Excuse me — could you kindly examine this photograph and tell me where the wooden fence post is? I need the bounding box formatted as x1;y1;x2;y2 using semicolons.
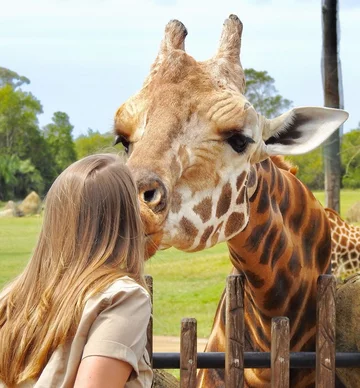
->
316;274;336;387
145;275;153;366
180;318;197;388
225;274;245;388
271;317;290;388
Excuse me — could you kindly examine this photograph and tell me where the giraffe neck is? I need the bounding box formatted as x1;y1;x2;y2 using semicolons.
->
227;158;331;353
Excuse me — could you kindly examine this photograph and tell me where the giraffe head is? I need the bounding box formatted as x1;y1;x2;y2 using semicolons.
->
114;15;348;257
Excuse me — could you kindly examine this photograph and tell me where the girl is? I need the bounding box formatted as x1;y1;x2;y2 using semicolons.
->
0;154;152;387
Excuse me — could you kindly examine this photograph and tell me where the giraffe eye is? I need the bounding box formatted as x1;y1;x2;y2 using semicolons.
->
226;133;252;153
114;135;130;153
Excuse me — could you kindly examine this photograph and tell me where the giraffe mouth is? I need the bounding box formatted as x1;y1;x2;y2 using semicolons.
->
144;231;165;259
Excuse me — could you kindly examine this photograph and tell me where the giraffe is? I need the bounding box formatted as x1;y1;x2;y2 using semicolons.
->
114;15;349;387
325;207;360;278
271;157;360;279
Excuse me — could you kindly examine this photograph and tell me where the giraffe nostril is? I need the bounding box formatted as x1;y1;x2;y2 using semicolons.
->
137;174;168;213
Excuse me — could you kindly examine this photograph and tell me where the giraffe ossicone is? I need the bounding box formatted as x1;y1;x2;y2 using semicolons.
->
115;15;350;388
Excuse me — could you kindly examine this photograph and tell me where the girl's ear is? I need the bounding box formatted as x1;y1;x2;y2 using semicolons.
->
261;106;348;156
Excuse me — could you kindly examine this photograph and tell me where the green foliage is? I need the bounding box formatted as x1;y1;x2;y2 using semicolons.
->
43;112;77;175
341;126;360;189
288;147;325;190
0;155;44;200
0;68;76;199
244;68;292;118
0;67;30;89
287;126;360;191
75;128;115;159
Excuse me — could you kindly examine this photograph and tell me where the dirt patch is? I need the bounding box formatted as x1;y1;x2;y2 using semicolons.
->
153;336;208;352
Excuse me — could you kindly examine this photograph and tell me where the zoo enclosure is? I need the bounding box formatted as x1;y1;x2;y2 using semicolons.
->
145;274;360;388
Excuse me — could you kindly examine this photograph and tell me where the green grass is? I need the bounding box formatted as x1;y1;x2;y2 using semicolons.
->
313;189;360;219
146;246;231;337
0;217;42;286
0;190;358;338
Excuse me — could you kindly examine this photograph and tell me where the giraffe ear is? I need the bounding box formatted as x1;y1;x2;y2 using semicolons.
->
262;107;349;156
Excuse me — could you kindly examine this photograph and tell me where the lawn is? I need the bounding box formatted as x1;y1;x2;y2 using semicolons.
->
312;189;359;219
0;190;358;338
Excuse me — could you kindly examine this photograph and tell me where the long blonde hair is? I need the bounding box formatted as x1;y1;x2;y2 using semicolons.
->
0;153;145;386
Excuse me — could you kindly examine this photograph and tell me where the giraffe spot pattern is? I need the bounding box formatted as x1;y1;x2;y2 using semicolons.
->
263;268;291;311
236;185;246;205
171;191;182;213
236;171;247;191
178;216;198;247
287;250;301;277
196;225;214;250
257;179;270;214
216;182;232;218
247;165;257;189
211;221;223;246
225;212;245;238
193;196;212;223
244;270;265;288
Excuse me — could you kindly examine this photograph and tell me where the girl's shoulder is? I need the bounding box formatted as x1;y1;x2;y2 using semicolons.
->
101;276;150;298
85;276;151;313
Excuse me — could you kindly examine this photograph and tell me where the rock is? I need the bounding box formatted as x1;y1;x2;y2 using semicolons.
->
4;200;16;211
17;191;41;216
0;208;14;218
336;273;360;386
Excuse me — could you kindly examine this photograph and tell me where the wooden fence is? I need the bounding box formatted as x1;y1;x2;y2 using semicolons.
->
145;274;360;387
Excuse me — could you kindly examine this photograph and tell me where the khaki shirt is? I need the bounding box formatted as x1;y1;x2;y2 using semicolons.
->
1;276;153;387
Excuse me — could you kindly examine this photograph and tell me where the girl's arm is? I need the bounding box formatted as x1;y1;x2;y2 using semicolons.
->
74;355;133;388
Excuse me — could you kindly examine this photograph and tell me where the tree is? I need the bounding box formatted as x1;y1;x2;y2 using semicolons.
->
43;112;77;174
0;67;30;89
341;125;360;189
0;84;43;153
244;68;292;118
75;129;115;159
0;77;49;199
0;155;43;200
322;0;342;213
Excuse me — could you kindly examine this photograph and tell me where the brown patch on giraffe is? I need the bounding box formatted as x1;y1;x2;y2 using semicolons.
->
216;182;232;218
193;196;212;223
236;185;246;205
244;270;265;288
247;166;256;188
211;221;223;246
340;235;347;247
177;216;198;247
196;225;215;250
225;212;245;238
236;171;247;191
171;191;182;213
333;232;340;241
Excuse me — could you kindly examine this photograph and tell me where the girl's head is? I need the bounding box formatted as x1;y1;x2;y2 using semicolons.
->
0;154;145;385
43;153;144;282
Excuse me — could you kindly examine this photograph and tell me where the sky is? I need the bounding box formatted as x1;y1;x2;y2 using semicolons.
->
1;0;359;138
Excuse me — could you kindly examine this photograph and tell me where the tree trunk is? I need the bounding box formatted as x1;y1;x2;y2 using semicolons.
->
321;0;343;213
